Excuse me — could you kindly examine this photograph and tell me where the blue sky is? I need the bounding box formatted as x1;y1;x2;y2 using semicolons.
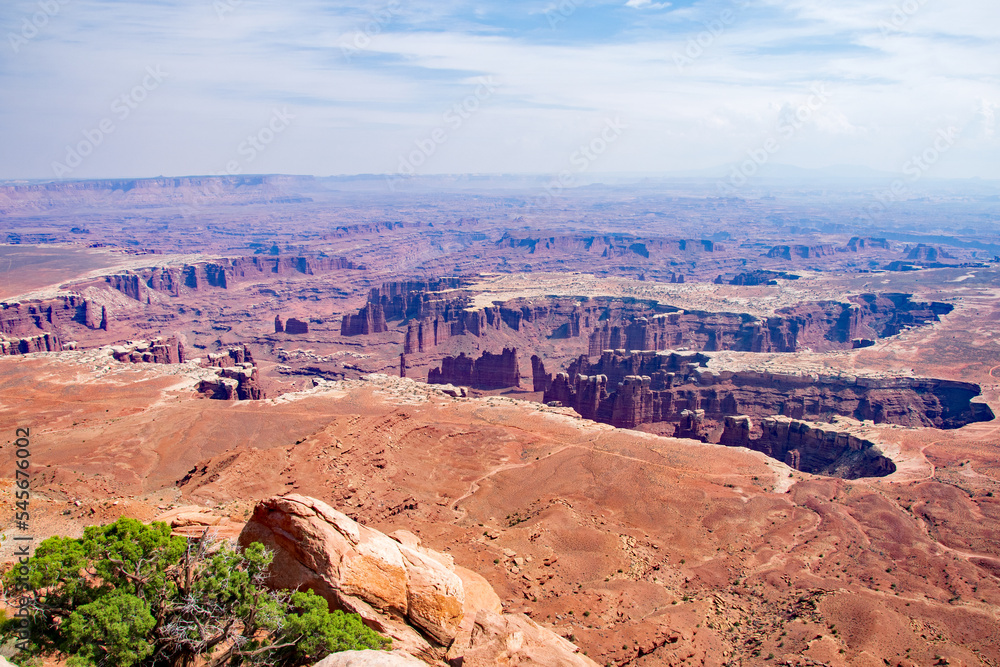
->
0;0;997;180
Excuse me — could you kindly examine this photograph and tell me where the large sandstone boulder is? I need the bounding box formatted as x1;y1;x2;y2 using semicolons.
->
312;650;424;666
239;495;464;646
240;495;597;667
452;609;600;666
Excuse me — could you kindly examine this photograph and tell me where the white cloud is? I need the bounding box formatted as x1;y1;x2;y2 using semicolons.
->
624;0;671;8
0;0;997;179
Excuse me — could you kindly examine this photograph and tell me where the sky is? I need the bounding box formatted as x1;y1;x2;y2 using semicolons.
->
0;0;997;181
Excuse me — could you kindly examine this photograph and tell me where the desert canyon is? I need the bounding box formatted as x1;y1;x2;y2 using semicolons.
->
2;175;1000;666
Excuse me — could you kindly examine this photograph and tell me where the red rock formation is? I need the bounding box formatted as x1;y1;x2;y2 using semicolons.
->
196;359;263;400
452;609;599;666
905;244;954;262
238;495;597;665
0;332;62;355
676;408;707;441
530;354;550;392
547;349;993;431
202;344;263;399
428;354;474;387
106;273;143;300
196;376;238;400
400;353;406;378
345;280;470;341
428;348;521;390
719;415;752;447
0;295;107;339
767;244;838;259
274;315;284;333
716;270;799;286
610;375;651;429
218;364;264;400
144;267;182;296
285;318;309;335
720;415;896;479
109;340;262;400
587;293;952;355
368;278;465;321
204;343;252;368
130;255;358;296
352;290;951;359
847;236;890;251
496;232;718;259
340;303;386;336
111;336;185;364
239;495;465;654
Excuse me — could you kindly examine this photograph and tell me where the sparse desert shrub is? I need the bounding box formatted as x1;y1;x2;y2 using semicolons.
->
1;517;389;667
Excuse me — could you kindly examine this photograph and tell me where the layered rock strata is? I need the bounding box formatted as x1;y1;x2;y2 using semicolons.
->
720;415;897;479
543;349;992;431
0;332;62;355
198;345;263;400
586;293;952;355
428;348;521;390
111;336;186;364
0;296;107;343
342;288;952;357
106;255;358;301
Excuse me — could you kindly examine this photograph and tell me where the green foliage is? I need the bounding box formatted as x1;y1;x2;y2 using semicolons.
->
280;591;390;658
65;591;156;666
2;518;391;667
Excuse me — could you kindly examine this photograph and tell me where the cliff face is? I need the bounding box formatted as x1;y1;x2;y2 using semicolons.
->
109;340;263;400
0;296;107;343
370;278;466;321
530;355;549;392
717;270;799;286
586;294;952;355
341;303;387;336
198;345;263;400
496;233;718;259
344;287;952;357
204;343;253;368
545;350;992;431
111;336;186;364
106;255;358;301
428;348;521;390
284;318;309;335
720;415;896;479
0;332;62;355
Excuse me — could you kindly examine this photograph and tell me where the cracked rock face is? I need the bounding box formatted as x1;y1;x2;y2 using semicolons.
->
239;494;598;665
239;494;465;647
